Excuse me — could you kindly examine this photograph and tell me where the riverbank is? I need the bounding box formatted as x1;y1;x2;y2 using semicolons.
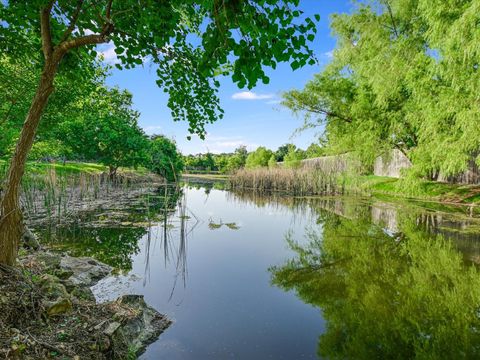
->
182;173;229;181
1;248;170;359
356;175;480;205
0;160;156;179
229;168;480;206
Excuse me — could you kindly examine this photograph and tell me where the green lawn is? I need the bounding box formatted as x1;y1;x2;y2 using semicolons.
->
354;175;480;204
0;160;152;177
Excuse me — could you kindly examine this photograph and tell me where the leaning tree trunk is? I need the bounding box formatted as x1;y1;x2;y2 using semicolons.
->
0;61;57;265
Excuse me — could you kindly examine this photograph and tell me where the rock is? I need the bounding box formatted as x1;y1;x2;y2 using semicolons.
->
39;274;69;300
103;321;121;336
60;256;112;287
43;297;72;316
110;295;171;356
54;268;74;280
70;286;96;302
22;227;40;250
38;274;73;316
33;251;62;270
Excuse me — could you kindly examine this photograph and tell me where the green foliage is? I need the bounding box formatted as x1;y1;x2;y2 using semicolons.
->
268;155;277;169
283;144;305;168
305;143;324;158
283;0;480;180
271;206;480;359
245;147;274;169
0;0;319;139
28;140;71;161
226;146;248;173
148;135;184;182
183;146;248;174
60;87;149;173
275;143;294;162
0;53;104;159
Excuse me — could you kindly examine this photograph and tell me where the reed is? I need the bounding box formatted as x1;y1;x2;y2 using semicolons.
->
0;162;163;224
229;167;346;196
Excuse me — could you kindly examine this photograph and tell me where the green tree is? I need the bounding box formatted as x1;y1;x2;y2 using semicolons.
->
148;135;184;182
61;87;149;177
275;143;295;162
245;147;274;169
0;0;319;264
226;145;248;173
283;0;480;180
283;145;305;168
0;53;105;159
268;155;277;169
305;143;324;158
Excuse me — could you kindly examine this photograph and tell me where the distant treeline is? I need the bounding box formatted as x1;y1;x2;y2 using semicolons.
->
183;143;325;174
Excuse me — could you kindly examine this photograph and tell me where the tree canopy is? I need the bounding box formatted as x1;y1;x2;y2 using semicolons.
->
1;0;319;139
283;0;480;180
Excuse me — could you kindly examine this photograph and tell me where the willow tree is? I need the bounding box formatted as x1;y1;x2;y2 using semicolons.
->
283;0;480;179
283;0;429;166
0;0;318;265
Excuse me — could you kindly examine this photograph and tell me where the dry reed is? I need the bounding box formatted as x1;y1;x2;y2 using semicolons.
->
229;167;345;196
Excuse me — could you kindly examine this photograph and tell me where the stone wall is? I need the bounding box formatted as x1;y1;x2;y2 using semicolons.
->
438;156;480;185
373;149;412;178
373;149;480;184
303;150;480;184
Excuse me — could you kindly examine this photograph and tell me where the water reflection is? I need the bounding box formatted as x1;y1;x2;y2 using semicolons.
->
35;185;186;272
271;204;480;359
30;182;480;359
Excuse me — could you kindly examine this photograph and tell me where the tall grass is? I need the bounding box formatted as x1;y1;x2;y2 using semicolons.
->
0;162;163;224
229;167;346;196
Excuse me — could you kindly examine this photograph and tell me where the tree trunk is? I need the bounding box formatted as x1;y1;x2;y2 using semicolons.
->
0;61;57;265
109;166;118;180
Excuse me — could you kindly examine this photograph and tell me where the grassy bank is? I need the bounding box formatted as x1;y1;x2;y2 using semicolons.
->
229;167;480;205
182;173;229;181
354;175;480;204
0;160;163;224
0;160;155;177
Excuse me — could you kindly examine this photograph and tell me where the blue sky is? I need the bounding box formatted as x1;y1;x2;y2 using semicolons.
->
102;1;352;155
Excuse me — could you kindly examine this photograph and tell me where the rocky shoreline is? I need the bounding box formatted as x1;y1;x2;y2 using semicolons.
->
0;249;170;359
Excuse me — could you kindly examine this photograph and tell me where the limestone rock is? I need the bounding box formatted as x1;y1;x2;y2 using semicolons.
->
22;227;41;250
60;256;112;287
44;297;72;316
39;274;69;300
110;295;171;356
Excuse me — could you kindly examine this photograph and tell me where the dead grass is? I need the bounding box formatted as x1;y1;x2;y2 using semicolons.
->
229;167;345;196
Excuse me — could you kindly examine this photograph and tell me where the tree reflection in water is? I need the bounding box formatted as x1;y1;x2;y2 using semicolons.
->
36;185;197;279
271;208;480;359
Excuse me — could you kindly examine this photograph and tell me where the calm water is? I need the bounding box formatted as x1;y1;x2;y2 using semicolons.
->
36;182;480;359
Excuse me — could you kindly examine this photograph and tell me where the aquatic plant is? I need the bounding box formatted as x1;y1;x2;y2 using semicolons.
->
229;167;346;196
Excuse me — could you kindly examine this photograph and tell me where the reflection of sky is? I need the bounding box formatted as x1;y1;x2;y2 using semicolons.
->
94;186;325;359
102;1;353;154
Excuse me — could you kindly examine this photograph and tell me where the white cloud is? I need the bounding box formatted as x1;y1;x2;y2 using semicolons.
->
324;50;334;59
97;42;151;65
231;91;275;100
98;42;120;64
266;99;282;105
143;125;163;135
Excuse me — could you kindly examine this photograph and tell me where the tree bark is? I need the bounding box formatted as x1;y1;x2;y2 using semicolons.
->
0;60;58;265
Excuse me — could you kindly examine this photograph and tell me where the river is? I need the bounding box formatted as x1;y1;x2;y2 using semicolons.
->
34;181;480;359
